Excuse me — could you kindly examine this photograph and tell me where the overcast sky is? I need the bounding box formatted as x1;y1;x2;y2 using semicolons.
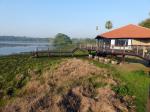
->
0;0;149;38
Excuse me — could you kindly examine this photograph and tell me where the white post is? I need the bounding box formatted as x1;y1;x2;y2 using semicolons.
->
111;39;115;49
143;46;145;57
137;46;139;55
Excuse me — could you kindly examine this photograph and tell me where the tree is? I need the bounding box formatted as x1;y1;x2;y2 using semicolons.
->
105;21;113;30
53;33;72;46
139;19;150;28
139;12;150;28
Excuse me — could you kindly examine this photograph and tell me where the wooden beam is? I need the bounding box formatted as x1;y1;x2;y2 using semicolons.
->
122;54;125;63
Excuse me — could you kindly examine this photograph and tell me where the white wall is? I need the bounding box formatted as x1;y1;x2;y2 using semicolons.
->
110;39;132;50
111;39;115;46
128;39;132;46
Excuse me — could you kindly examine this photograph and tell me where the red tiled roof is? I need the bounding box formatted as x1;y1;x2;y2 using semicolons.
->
97;24;150;39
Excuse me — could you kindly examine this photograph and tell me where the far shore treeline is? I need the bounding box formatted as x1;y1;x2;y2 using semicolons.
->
0;35;96;46
0;36;51;43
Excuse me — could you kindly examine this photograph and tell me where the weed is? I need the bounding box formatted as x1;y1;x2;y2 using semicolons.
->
113;84;129;96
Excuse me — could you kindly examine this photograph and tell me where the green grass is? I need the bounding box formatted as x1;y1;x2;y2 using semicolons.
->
90;59;150;112
118;70;150;112
0;54;61;81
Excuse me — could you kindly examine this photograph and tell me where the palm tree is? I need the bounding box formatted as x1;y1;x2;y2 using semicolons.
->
96;26;99;31
105;21;113;30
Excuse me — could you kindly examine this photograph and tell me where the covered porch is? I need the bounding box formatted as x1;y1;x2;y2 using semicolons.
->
80;24;150;62
96;24;150;48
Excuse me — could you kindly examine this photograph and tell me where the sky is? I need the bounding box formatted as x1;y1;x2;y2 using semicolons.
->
0;0;150;38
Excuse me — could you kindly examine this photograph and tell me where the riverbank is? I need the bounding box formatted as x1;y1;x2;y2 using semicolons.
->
0;54;149;112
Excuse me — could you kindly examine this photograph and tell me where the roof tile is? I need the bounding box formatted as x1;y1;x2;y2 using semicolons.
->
97;24;150;39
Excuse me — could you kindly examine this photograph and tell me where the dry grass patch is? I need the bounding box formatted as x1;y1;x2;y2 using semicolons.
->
1;58;135;112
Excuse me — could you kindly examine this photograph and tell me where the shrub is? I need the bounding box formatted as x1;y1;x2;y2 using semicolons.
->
113;84;129;96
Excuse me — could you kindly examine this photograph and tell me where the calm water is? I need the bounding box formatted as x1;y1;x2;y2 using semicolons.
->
0;41;52;56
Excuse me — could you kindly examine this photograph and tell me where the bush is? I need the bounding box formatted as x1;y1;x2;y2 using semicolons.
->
113;84;129;96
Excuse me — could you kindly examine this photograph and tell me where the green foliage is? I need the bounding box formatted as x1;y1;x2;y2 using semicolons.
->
72;38;96;44
105;21;113;30
89;51;96;55
53;33;72;46
113;84;129;96
0;55;61;99
78;38;96;44
139;18;150;28
132;70;146;76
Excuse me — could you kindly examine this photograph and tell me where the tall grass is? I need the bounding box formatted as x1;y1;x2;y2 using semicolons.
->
0;54;61;106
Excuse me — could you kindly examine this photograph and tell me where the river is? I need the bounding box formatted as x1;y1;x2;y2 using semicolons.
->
0;41;52;56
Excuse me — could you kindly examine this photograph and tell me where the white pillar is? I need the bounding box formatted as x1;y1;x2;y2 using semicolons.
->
111;39;115;49
128;39;132;49
111;39;115;46
128;39;132;46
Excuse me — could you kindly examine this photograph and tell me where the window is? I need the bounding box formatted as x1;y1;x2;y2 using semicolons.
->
115;39;128;46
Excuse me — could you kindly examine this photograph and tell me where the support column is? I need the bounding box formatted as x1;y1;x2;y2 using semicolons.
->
35;48;39;58
136;46;139;55
122;54;125;63
97;39;100;51
148;60;150;66
143;46;145;57
48;48;51;57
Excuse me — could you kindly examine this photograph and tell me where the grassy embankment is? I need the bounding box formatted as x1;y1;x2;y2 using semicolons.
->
0;54;149;112
0;54;62;105
90;59;150;112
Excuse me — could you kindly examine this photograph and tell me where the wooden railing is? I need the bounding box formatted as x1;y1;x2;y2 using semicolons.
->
32;44;150;60
79;44;150;60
